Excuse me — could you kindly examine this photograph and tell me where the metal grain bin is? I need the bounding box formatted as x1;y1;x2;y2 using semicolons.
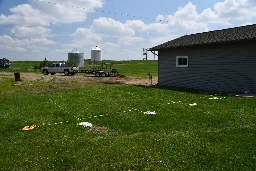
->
68;49;84;67
91;46;102;62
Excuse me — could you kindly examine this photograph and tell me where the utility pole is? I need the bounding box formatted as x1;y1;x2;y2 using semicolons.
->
143;48;148;60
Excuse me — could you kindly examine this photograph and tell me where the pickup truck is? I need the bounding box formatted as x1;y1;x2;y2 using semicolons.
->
41;63;79;76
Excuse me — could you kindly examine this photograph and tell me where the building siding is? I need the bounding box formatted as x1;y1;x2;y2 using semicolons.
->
158;40;256;92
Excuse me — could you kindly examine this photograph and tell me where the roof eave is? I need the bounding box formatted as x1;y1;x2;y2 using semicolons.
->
149;38;256;51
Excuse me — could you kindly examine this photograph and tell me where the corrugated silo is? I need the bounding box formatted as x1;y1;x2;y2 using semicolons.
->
91;46;102;62
68;49;84;67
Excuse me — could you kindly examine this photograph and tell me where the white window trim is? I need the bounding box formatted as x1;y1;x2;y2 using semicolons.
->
176;56;189;68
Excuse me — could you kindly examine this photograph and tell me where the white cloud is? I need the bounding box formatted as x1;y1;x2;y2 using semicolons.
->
198;8;224;24
125;20;147;32
71;28;102;43
0;35;14;44
16;37;56;46
0;0;103;26
0;4;50;26
214;0;256;20
0;45;27;52
96;41;144;60
92;17;135;37
30;0;103;24
146;21;208;45
0;35;56;54
119;36;145;45
11;26;52;37
155;0;256;26
56;49;67;53
173;2;198;21
147;23;170;37
61;28;102;51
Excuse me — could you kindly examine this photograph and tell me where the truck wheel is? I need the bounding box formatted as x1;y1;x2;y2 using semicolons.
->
43;70;48;75
101;72;106;77
111;69;117;73
64;70;69;76
95;72;100;77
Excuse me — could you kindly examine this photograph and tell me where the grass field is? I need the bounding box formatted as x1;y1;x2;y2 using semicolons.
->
0;60;158;77
0;80;255;170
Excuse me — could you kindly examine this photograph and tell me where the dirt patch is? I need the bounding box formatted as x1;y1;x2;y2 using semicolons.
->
90;126;109;133
0;72;158;86
122;77;158;86
0;72;158;94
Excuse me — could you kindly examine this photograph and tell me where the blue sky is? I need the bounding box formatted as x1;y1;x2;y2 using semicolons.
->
0;0;256;61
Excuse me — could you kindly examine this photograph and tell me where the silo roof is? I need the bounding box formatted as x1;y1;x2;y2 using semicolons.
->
91;46;101;51
69;49;83;53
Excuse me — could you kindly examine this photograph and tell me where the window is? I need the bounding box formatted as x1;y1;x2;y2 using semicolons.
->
176;56;188;67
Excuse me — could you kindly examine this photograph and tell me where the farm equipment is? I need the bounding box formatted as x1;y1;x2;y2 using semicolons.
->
0;58;11;69
80;62;118;77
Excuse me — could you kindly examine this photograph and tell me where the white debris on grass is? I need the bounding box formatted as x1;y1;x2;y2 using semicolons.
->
78;122;93;128
189;103;197;107
144;111;157;115
169;101;182;104
209;97;221;100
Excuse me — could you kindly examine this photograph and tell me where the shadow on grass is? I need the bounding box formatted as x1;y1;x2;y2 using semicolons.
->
134;84;248;96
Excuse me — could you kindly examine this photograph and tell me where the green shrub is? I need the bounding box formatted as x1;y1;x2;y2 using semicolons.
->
66;60;76;66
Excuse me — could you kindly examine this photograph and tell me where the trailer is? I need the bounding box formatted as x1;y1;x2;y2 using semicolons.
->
80;62;118;77
80;68;117;77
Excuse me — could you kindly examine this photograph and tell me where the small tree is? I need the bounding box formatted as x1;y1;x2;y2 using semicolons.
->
40;58;51;68
34;57;51;69
66;60;76;66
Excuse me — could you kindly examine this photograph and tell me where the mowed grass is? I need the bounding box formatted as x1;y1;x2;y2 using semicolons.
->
0;60;158;76
102;60;158;76
0;61;40;73
0;85;255;170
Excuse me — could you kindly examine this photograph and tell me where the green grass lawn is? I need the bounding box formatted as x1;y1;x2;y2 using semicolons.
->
0;84;255;170
0;61;41;73
107;60;157;76
0;60;158;77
